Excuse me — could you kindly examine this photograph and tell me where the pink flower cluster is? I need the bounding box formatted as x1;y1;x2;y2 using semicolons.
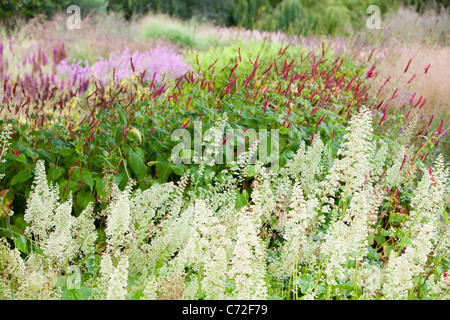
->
56;58;90;93
90;46;192;84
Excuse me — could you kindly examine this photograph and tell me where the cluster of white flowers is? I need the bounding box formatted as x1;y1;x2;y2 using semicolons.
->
229;208;268;299
321;188;378;285
280;180;321;276
0;238;25;298
24;161;98;267
131;182;177;244
385;145;409;189
320;106;374;198
74;203;98;258
196;112;228;171
0;123;12;180
284;135;324;194
44;195;77;266
372;142;388;181
105;181;133;253
24;160;60;242
96;253;129;300
141;275;158;300
383;154;449;299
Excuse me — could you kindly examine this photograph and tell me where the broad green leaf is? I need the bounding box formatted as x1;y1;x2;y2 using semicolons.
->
10;169;32;186
171;164;185;176
235;189;249;210
14;234;27;253
128;147;147;179
76;191;95;215
48;165;65;181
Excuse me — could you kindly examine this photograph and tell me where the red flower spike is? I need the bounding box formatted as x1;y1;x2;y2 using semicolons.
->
407;74;416;84
410;91;416;105
130;57;135;73
427;115;435;128
368;49;375;62
316;115;325;128
182;119;190;129
404;59;412;73
436;120;444;135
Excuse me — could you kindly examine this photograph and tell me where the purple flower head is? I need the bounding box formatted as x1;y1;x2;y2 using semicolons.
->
91;46;192;85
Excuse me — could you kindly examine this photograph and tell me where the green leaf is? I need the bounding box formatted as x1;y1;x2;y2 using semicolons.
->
244;165;256;178
155;157;171;183
13;216;28;233
81;169;94;191
128;147;147;179
48;165;65;181
62;287;83;300
171;164;185;176
61;147;75;157
93;155;113;169
16;153;28;164
118;107;127;126
76;191;95;215
297;274;312;293
95;176;108;198
235;189;249;210
374;234;385;246
14;234;28;253
390;213;408;224
70;168;94;191
10;169;32;186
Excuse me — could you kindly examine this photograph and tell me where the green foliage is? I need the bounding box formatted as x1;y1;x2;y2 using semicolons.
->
0;0;69;28
0;0;402;35
70;0;109;16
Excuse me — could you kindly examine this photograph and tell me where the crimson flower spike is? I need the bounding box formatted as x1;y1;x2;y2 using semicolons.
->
399;154;407;171
424;64;430;74
410;91;416;105
418;98;426;109
379;112;387;125
405;110;411;120
316;114;325;128
436;120;444;135
426;114;436;128
182;119;190;129
130;57;135;73
407;74;416;84
413;95;422;108
390;88;399;100
404;59;412;73
368;48;375;62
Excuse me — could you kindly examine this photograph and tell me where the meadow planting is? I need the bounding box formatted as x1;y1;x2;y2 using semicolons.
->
0;2;449;300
